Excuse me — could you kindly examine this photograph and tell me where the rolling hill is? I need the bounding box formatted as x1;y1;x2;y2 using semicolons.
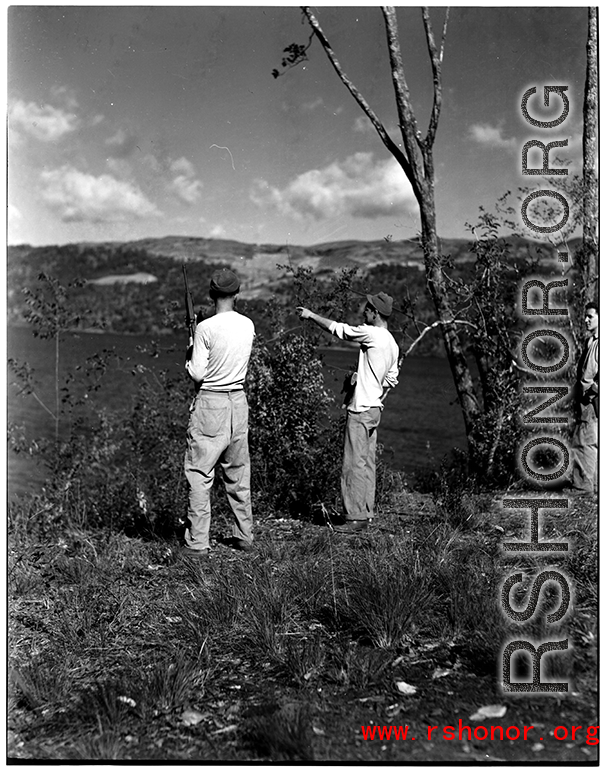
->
8;233;565;300
7;234;570;338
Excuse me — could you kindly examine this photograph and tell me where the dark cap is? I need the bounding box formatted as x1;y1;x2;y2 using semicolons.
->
366;291;393;317
210;268;240;295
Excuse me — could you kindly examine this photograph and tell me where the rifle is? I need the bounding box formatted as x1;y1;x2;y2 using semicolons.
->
182;264;197;336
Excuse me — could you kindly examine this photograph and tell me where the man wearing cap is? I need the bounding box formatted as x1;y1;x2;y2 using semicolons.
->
298;293;399;532
568;300;598;496
183;268;255;558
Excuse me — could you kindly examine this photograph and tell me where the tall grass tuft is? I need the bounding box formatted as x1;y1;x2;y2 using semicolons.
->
339;539;432;649
243;700;315;761
243;562;299;661
10;654;76;713
140;645;211;714
282;635;324;687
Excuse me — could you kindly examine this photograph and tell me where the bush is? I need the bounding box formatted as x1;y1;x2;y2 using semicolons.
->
10;328;348;535
247;333;344;519
8;264;391;535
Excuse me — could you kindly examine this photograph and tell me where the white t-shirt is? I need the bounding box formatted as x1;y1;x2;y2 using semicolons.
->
329;321;399;411
186;311;254;390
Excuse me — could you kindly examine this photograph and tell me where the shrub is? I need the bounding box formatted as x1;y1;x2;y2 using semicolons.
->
247;333;344;519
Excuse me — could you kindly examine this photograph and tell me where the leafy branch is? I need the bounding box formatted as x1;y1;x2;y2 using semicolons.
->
272;33;315;78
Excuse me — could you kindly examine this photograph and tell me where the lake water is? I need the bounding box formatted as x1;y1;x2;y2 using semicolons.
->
7;326;466;498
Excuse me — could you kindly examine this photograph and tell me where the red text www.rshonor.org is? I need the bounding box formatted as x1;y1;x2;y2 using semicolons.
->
361;722;600;746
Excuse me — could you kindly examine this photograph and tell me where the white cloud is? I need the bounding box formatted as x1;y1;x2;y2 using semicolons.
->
250;152;418;221
469;123;517;151
170;157;195;176
106;128;138;158
208;224;227;238
172;175;202;204
169;156;202;204
8;204;23;242
9;100;79;142
301;97;324;112
50;85;79;111
106;157;132;176
40;165;160;223
143;153;162;173
8;203;22;223
353;115;373;134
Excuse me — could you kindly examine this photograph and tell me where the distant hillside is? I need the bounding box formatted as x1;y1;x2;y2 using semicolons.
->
7;233;567;301
7;234;572;339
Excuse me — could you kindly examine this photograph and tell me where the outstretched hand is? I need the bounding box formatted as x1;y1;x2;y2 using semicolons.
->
297;306;312;320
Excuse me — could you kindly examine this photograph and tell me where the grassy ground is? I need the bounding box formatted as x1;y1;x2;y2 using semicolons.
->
7;488;598;763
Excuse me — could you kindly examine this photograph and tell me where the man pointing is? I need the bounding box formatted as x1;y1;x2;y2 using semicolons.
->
298;292;399;532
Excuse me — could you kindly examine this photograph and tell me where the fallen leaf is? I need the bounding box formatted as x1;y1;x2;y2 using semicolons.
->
181;709;209;726
432;667;452;679
469;704;507;721
395;681;417;695
117;696;137;708
213;724;237;736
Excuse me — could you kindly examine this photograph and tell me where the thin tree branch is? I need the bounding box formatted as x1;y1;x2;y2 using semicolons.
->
33;392;57;421
264;324;304;344
300;7;419;195
421;7;444;149
400;318;477;364
439;7;450;64
381;6;424;194
14;386;57;420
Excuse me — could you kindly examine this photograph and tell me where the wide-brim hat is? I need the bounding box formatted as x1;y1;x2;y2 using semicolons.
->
210;268;240;295
366;291;393;317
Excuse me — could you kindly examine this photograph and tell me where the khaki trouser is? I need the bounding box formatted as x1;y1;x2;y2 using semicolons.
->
341;407;381;520
571;401;598;493
184;390;252;550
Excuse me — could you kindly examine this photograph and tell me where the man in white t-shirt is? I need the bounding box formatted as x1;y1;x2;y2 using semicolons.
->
298;292;399;532
182;268;255;558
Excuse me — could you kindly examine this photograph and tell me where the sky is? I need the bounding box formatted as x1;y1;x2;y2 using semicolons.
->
6;5;590;248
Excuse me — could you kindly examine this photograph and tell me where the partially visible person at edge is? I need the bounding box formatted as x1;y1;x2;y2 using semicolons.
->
297;292;399;533
568;300;598;497
182;268;255;558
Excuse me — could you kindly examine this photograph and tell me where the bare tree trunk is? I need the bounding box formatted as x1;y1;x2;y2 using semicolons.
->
419;195;481;439
301;5;483;445
581;7;598;305
55;326;60;446
381;6;482;440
